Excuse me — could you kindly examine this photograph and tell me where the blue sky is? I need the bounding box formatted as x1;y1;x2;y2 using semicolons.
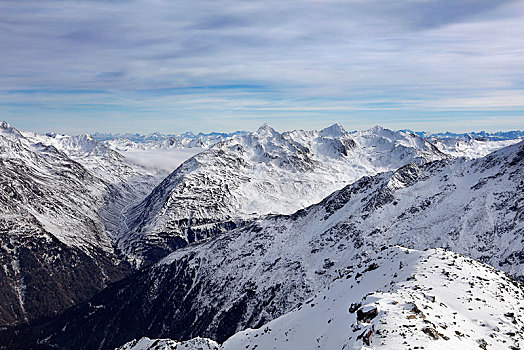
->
1;0;524;134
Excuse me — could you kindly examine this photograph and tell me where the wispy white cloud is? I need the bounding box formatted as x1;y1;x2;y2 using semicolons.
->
0;0;523;133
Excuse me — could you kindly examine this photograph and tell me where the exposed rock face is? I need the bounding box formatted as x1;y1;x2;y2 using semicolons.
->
0;216;129;326
356;305;379;323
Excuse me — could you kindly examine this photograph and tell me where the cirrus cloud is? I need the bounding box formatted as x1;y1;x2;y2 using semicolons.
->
0;0;523;133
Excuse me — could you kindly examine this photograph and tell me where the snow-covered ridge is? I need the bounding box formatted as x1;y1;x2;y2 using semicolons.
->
12;138;521;350
97;130;245;155
97;131;230;175
117;337;218;350
2;119;522;268
15;124;163;244
399;128;523;159
0;121;139;325
93;130;246;144
120;123;449;266
0;120;163;251
1;122;114;251
428;136;522;159
94;127;524;146
406;129;524;141
118;247;524;350
21;130;159;183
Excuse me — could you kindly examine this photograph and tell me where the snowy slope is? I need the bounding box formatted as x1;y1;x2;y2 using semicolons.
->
1;121;523;346
429;135;522;159
1;122;115;251
102;124;522;267
221;247;524;350
23;131;159;184
118;247;524;350
20;130;162;241
0;122;132;325
120;124;448;266
100;131;241;173
117;337;218;350
6;140;523;350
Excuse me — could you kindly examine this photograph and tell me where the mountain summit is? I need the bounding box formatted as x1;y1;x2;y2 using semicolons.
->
318;123;347;138
118;124;447;266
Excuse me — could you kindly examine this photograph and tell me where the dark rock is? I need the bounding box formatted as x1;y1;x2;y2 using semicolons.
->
357;306;378;323
348;303;361;314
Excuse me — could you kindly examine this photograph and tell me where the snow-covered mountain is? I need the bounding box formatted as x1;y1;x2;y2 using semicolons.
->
0;122;135;253
102;134;223;151
20;130;162;238
97;130;245;173
408;129;524;141
1;121;523;349
5;248;522;349
220;249;524;350
120;124;448;266
93;130;245;147
4;139;522;350
428;135;522;159
398;129;523;160
23;131;158;184
98;131;235;175
0;122;136;325
0;122;164;325
118;247;524;350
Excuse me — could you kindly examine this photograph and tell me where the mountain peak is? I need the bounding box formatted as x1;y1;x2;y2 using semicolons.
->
371;125;386;133
360;125;398;139
0;121;22;137
254;123;280;137
257;123;273;131
319;123;347;138
79;133;96;141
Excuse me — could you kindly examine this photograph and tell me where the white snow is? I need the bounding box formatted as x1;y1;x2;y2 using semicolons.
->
3;120;523;349
121;124;450;263
431;136;522;159
0;122;160;253
116;337;219;350
117;248;524;350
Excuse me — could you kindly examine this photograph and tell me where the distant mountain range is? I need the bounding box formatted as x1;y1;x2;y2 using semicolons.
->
92;129;524;144
406;129;524;141
92;130;247;143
